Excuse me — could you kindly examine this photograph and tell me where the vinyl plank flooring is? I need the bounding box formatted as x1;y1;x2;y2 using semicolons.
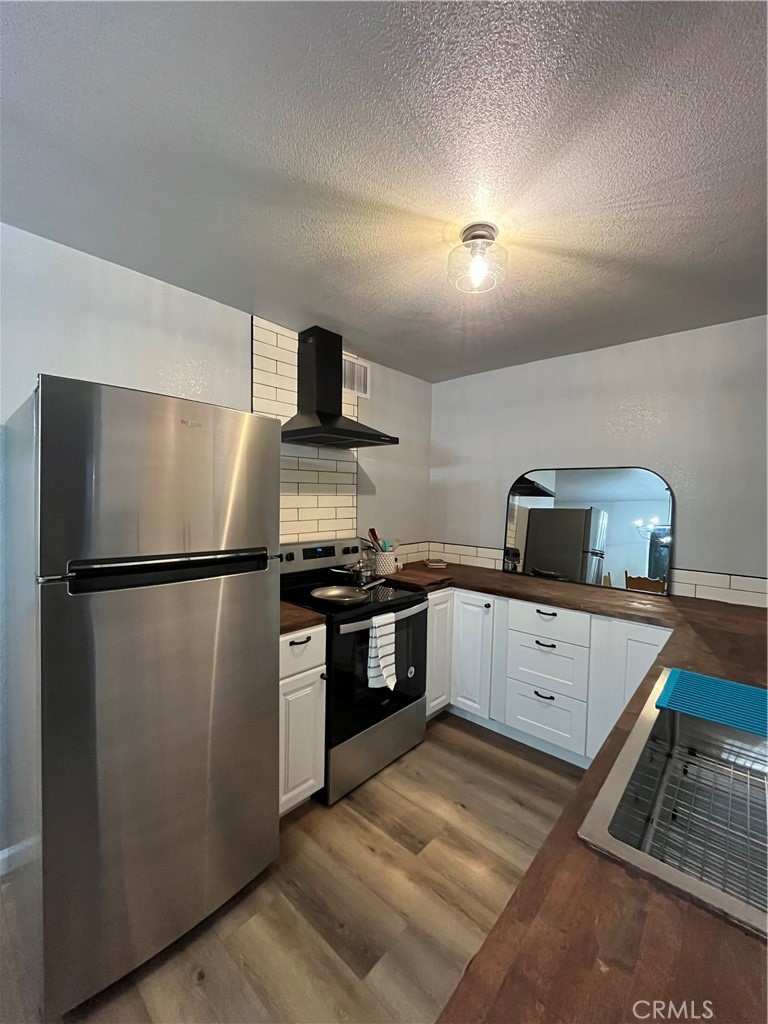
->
225;892;392;1024
364;926;469;1024
61;713;577;1024
345;775;445;854
275;825;407;978
136;928;273;1024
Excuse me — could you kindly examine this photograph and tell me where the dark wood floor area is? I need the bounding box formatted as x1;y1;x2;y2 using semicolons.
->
65;714;581;1024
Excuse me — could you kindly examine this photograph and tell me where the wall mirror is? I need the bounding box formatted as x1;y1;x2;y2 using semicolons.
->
504;468;674;594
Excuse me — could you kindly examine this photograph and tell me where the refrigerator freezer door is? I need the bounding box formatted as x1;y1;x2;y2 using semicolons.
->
37;375;279;577
580;551;605;585
40;568;279;1016
523;508;588;582
586;508;608;555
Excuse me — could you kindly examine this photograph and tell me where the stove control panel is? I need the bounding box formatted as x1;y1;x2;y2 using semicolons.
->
279;537;364;573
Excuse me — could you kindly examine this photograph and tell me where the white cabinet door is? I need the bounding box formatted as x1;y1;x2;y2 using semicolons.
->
586;617;672;758
427;590;453;715
279;665;326;815
451;589;494;718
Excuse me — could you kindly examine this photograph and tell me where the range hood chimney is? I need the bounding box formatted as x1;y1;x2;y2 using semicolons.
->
281;327;399;449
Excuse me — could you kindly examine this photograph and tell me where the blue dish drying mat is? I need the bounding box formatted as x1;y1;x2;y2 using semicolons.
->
656;668;767;738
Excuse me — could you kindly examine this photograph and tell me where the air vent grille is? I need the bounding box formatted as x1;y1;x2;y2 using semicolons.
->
342;355;370;398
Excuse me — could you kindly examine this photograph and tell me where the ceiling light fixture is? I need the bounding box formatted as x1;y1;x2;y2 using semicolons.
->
447;222;507;294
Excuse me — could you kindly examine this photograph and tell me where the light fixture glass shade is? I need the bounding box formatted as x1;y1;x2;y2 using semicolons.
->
447;236;507;293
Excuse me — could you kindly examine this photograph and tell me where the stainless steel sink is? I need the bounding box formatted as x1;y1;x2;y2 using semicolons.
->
579;669;767;936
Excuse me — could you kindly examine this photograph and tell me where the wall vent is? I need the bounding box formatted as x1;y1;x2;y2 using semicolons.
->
342;353;370;399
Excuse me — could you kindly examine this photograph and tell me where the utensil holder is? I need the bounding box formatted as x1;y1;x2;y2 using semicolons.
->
374;552;396;575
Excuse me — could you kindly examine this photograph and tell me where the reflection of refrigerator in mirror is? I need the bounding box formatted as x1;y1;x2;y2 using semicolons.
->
522;507;608;584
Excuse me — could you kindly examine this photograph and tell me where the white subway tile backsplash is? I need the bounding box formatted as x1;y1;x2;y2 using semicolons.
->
280;495;318;508
671;569;731;588
670;582;696;597
253;398;296;419
252;354;278;374
730;576;767;593
252;383;277;402
282;470;319;483
281;442;320;459
252;324;278;346
695;585;768;608
275;362;296;380
319;472;355;485
476;547;503;560
318;495;358;507
299;483;337;495
254;315;357;543
300;458;337;472
444;544;476;557
253;369;290;391
459;555;496;568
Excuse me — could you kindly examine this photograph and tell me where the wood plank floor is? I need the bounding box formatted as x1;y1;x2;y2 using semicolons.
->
63;714;581;1024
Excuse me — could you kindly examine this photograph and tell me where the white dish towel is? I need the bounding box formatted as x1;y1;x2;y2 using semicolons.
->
367;612;397;690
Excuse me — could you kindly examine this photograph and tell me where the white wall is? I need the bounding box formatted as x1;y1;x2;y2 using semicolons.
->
0;224;251;421
430;316;767;579
357;363;432;545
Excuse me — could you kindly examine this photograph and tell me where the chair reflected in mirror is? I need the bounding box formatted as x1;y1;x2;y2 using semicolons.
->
625;573;667;594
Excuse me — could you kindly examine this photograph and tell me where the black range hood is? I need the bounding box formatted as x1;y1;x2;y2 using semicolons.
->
281;326;399;449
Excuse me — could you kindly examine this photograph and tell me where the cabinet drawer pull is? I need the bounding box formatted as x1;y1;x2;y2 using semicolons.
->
535;640;556;649
289;636;312;646
534;690;555;701
536;609;557;617
484;603;491;609
320;672;327;680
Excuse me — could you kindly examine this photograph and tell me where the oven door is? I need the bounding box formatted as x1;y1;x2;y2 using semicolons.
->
329;602;428;747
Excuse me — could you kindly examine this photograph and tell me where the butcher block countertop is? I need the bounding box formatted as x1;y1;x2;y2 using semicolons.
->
391;563;767;1024
279;601;324;636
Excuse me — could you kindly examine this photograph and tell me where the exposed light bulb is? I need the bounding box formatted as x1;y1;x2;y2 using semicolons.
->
447;223;507;293
469;251;489;289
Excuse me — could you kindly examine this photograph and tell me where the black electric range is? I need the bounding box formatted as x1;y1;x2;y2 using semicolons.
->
279;537;428;803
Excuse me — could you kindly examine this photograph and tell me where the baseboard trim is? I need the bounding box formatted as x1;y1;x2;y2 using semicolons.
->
446;705;592;770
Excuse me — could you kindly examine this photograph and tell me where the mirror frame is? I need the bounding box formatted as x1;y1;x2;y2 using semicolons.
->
504;465;676;594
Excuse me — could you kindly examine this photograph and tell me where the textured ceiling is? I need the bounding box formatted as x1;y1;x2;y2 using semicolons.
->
1;2;765;382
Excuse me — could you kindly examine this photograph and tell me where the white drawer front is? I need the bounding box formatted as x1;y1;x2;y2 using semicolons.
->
279;625;326;678
507;629;589;702
505;680;587;755
508;599;590;648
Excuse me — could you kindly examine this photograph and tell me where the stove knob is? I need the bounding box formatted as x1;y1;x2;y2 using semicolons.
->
342;546;351;555
285;552;295;562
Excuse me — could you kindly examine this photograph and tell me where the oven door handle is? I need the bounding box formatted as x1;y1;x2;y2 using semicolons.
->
337;601;428;635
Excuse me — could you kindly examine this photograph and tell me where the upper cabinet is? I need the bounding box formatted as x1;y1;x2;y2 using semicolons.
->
451;589;494;718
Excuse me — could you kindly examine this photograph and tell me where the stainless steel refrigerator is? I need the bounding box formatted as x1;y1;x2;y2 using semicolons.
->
24;375;280;1016
522;507;608;584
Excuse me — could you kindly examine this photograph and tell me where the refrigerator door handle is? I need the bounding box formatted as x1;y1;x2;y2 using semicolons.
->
67;548;271;594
